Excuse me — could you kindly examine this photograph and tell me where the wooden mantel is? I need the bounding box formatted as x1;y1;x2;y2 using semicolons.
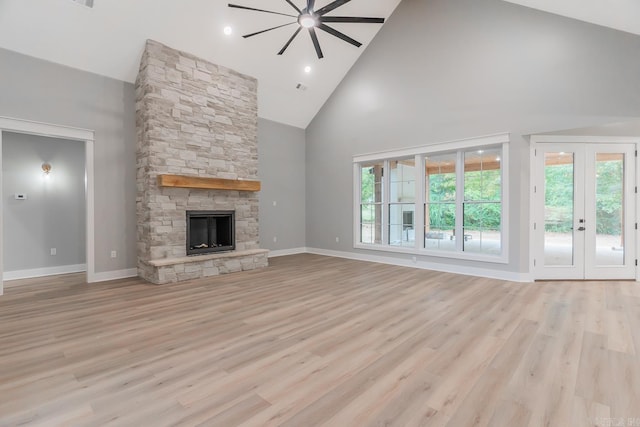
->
157;174;261;192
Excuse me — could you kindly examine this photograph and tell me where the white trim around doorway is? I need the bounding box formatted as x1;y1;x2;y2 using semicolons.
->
0;116;96;295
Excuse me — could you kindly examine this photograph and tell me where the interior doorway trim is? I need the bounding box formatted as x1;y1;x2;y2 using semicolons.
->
0;116;95;295
529;134;640;281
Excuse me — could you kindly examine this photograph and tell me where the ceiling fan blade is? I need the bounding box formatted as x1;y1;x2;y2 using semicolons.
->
228;4;297;18
315;0;351;16
243;22;297;38
284;0;301;14
278;27;303;55
308;27;324;59
318;24;361;47
321;16;385;24
307;0;315;12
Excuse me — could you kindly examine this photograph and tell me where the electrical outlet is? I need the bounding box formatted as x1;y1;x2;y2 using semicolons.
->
273;236;277;243
110;250;117;258
50;248;57;256
272;201;277;207
335;237;340;243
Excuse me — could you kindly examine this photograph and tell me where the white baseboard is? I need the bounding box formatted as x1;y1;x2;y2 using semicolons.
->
268;247;308;258
3;264;87;281
305;247;532;283
90;268;138;283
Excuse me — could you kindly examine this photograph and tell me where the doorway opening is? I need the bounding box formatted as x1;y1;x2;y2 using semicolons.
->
0;116;95;295
2;132;86;280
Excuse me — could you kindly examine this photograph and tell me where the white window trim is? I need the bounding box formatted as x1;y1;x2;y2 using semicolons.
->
353;133;510;264
353;132;509;163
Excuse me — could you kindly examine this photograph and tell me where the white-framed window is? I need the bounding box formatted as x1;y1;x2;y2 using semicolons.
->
353;133;509;263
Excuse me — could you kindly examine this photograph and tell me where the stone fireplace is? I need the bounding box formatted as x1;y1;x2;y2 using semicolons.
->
136;40;268;284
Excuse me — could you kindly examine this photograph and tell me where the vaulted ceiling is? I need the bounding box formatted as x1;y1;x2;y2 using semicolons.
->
0;0;637;128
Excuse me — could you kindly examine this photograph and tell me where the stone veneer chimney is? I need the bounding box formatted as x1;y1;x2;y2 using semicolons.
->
136;40;268;284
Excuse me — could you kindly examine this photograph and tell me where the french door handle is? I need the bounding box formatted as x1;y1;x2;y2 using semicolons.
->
577;226;585;231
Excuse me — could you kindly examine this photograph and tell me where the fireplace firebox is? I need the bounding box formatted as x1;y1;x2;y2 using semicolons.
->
186;210;235;255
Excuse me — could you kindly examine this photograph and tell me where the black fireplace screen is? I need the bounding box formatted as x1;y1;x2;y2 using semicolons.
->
186;210;235;255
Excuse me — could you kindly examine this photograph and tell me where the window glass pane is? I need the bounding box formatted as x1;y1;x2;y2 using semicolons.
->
425;203;456;251
463;147;502;255
425;153;456;251
426;153;456;202
361;204;382;244
463;202;501;255
389;204;415;247
389;159;415;247
361;162;383;204
464;148;501;201
360;162;383;245
390;159;415;203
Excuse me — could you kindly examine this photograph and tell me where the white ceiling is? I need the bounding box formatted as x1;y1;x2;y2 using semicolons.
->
0;0;638;129
502;0;640;38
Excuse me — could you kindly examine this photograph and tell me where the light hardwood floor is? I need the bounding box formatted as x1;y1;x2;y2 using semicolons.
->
1;254;639;426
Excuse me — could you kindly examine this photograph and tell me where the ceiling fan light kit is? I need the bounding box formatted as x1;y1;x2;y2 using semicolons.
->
228;0;385;59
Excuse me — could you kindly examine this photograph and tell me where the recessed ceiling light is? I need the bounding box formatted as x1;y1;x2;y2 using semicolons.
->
223;26;233;36
304;66;311;73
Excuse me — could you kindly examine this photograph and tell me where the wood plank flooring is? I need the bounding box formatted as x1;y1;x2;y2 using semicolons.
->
0;254;639;426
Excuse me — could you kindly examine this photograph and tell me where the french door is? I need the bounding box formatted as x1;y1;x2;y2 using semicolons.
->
533;143;636;280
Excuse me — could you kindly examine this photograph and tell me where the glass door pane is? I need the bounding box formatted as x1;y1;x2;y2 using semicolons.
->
594;153;625;266
543;152;575;266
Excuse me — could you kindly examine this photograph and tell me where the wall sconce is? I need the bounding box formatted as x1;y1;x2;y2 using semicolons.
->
42;162;52;179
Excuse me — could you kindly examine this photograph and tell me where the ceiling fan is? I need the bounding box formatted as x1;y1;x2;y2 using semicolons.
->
228;0;385;59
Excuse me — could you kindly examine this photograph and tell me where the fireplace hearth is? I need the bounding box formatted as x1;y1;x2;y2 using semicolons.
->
187;210;235;256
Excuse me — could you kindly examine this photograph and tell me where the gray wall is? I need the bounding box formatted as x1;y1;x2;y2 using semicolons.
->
305;0;640;274
0;48;137;273
0;48;309;278
6;0;639;278
258;118;306;251
2;132;85;271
